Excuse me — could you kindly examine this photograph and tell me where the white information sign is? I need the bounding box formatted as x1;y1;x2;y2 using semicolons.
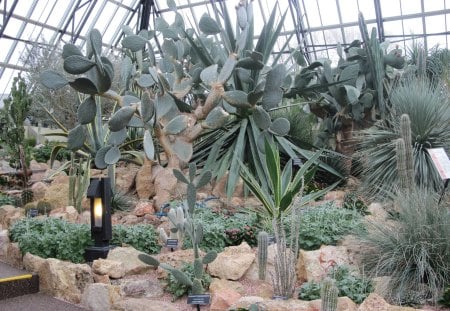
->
427;148;450;180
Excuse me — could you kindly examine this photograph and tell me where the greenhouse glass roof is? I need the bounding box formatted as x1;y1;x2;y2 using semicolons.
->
0;0;449;97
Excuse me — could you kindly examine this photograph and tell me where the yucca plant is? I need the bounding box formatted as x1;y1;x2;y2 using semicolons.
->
355;76;450;197
358;188;450;304
239;139;338;221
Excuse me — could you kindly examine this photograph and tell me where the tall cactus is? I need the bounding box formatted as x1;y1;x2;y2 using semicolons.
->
321;277;338;311
396;114;414;191
257;231;269;281
139;163;217;295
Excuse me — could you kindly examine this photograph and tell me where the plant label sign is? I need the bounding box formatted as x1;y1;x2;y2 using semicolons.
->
28;209;38;218
187;294;210;305
427;148;450;180
165;239;178;249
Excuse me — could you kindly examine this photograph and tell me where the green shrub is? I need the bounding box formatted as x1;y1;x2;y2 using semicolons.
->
298;265;373;303
9;217;92;263
182;208;260;252
165;261;212;300
111;224;160;254
440;287;450;307
10;218;160;263
296;203;362;250
32;142;71;164
357;188;450;304
0;193;16;206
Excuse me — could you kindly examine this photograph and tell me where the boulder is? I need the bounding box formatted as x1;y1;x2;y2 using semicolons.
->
112;298;178;311
262;298;310;311
115;163;140;194
93;273;110;284
120;215;142;225
157;248;204;269
5;242;23;268
106;247;154;276
357;293;420;311
153;167;178;210
0;229;10;259
92;259;125;279
365;202;389;223
29;161;49;183
208;242;255;280
210;288;242;311
49;205;79;222
297;245;352;282
209;278;245;295
23;252;45;273
373;276;391;298
0;205;24;229
244;243;278;282
324;190;346;201
120;279;163;298
81;283;121;311
39;258;93;303
133;200;155;217
212;172;244;198
135;161;154;200
31;181;48;201
43;176;70;210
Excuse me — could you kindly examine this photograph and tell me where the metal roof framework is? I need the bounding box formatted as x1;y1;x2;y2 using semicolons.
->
0;0;449;96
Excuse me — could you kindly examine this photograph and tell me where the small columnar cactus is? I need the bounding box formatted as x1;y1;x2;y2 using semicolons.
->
399;114;414;188
321;277;338;311
257;231;269;281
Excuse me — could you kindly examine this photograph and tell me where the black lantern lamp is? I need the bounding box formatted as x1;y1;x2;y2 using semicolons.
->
84;177;112;262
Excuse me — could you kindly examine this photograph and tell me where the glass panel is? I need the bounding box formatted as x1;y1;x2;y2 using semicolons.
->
0;40;13;62
339;0;359;23
343;26;360;42
402;18;423;36
400;0;422;15
424;0;445;11
46;2;73;28
426;15;446;34
317;0;339;26
31;0;54;21
303;0;322;28
380;0;401;17
323;29;343;44
1;69;18;96
383;20;404;36
3;17;24;38
427;35;448;49
357;0;375;19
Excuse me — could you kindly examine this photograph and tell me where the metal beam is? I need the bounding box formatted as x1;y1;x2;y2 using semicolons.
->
0;0;19;38
373;0;385;41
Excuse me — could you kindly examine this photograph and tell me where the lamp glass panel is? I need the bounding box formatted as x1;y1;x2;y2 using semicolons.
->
93;197;103;227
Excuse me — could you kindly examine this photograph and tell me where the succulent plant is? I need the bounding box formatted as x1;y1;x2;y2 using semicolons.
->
257;231;268;281
139;163;216;295
321;277;339;311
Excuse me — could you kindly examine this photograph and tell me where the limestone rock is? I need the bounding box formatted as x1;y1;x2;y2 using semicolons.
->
39;258;93;303
324;190;346;201
115;163;140;194
106;247;154;276
0;229;10;259
209;278;245;295
43;176;70;210
112;298;178;311
92;259;125;279
133;200;154;217
23;252;45;273
29;161;49;183
228;296;264;310
93;273;110;284
0;205;24;229
357;293;420;311
373;276;391;298
262;298;310;311
120;279;163;298
121;214;141;225
31;181;48;201
49;205;79;222
208;242;255;280
135;162;154;200
212;172;244;198
6;242;23;268
81;283;121;311
153;167;178;210
157;248;204;270
297;245;351;282
365;202;389;223
211;288;242;311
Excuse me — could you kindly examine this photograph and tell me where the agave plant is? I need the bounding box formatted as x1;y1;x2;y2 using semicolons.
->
355;76;450;197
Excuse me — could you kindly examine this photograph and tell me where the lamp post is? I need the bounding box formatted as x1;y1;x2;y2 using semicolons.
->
84;177;112;262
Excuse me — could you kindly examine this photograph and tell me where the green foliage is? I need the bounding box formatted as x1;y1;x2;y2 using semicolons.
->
298;266;373;304
181;208;260;252
111;224;160;254
239;139;338;221
439;287;450;307
165;261;212;300
358;188;450;304
110;190;133;213
342;192;368;215
0;193;16;206
288;203;362;250
0;75;32;169
356;76;450;197
9;217;92;263
32;142;71;163
9;218;160;262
